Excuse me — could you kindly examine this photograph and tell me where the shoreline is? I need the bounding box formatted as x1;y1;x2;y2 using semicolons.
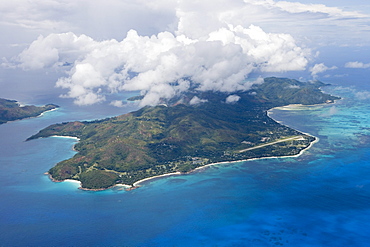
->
133;172;182;187
46;132;317;191
127;135;318;190
53;136;318;191
38;107;58;117
46;102;336;191
125;103;325;189
50;135;80;152
3;106;58;125
45;172;133;191
51;135;80;141
125;105;321;189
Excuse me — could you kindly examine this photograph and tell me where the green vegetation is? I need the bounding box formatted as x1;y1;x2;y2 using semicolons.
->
27;77;339;190
0;98;58;124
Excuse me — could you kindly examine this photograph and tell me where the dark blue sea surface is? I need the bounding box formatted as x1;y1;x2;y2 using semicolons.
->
1;71;370;246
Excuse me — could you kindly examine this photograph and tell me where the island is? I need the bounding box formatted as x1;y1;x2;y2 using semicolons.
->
27;77;339;190
0;98;58;124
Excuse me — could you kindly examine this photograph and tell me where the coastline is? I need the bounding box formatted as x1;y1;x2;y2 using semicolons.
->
46;131;317;191
50;135;80;152
3;106;58;125
46;102;336;191
45;172;133;191
128;134;318;189
38;107;58;117
126;103;325;189
133;172;182;187
51;135;80;141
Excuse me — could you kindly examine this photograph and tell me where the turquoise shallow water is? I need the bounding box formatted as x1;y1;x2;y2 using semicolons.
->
1;84;370;246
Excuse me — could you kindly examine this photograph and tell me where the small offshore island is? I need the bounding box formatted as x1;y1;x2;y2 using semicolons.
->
27;77;339;190
0;98;58;124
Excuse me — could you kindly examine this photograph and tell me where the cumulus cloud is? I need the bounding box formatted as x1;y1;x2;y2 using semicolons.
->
110;100;125;107
310;63;337;78
355;91;370;100
345;61;370;69
18;32;96;70
15;23;310;106
20;0;369;106
189;96;208;105
207;25;309;72
1;0;369;63
225;95;240;104
174;0;370;47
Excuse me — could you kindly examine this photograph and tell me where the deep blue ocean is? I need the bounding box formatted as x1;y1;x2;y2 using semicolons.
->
1;50;370;246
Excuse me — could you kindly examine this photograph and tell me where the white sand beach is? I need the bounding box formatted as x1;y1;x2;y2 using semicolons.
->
52;135;80;141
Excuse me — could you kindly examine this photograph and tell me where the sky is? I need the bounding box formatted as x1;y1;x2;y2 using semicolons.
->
1;0;370;106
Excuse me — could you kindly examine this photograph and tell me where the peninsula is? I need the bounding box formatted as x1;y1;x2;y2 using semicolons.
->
27;77;339;190
0;98;58;124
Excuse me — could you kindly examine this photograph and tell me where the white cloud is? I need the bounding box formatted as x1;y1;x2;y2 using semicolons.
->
15;24;310;106
355;91;370;100
328;106;338;115
0;0;75;31
189;96;208;105
17;32;96;70
332;86;370;101
320;105;339;117
0;0;177;40
261;1;368;18
1;0;369;52
207;25;309;73
310;63;337;78
225;95;241;104
5;0;370;106
175;0;370;48
110;100;125;107
345;61;370;69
